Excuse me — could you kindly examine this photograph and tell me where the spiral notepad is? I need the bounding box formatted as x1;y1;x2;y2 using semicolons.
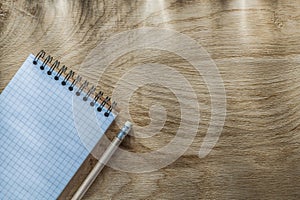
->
0;50;117;199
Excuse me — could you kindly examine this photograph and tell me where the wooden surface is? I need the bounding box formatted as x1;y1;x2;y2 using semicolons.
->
1;0;300;199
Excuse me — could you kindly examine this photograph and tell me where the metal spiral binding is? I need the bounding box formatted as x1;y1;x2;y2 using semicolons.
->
90;91;103;107
69;75;82;91
33;50;45;65
105;101;117;117
97;96;110;112
32;50;116;117
83;86;96;101
40;55;53;70
47;60;60;75
55;65;67;80
62;70;74;86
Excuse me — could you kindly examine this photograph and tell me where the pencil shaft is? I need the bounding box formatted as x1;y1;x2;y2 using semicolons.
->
71;138;121;200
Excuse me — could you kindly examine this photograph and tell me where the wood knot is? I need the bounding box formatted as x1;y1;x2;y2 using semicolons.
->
273;12;284;29
0;3;9;20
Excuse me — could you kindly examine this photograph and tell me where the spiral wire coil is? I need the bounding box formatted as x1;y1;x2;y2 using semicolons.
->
33;50;116;117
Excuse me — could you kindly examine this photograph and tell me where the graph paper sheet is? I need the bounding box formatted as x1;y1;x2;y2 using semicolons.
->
0;54;116;199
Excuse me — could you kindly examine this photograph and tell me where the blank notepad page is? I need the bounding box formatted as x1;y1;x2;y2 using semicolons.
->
0;54;116;199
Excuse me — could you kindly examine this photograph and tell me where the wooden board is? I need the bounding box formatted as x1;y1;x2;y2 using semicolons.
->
1;0;299;199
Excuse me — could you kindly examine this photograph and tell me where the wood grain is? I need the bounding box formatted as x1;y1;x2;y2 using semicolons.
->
1;0;300;199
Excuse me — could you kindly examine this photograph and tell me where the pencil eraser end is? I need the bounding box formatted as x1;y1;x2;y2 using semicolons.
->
125;121;132;128
117;121;132;139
